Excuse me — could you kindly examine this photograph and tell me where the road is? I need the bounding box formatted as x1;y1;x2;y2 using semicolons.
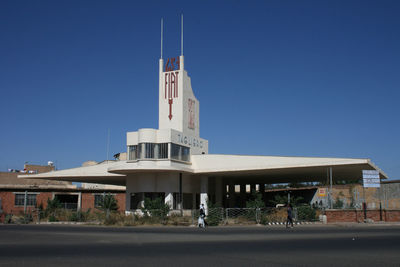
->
0;224;399;266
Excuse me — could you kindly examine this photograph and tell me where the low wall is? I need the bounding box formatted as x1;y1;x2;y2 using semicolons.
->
325;209;400;223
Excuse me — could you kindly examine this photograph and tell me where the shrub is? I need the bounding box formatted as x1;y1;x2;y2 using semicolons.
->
333;198;344;209
206;201;224;226
141;197;170;221
296;206;317;221
48;214;58;222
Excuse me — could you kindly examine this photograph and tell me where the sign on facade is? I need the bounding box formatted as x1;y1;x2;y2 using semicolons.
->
318;188;327;197
362;170;380;188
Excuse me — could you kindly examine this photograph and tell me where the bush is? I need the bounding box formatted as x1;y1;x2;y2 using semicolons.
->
48;214;58;222
141;197;170;221
296;206;316;221
333;198;344;209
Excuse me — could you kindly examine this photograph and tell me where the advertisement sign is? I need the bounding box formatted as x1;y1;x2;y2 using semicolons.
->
362;170;380;188
318;188;327;197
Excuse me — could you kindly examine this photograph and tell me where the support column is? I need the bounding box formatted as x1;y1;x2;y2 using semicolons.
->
250;184;256;194
215;177;222;207
200;176;208;215
240;184;246;208
259;183;265;201
330;167;333;209
178;173;183;213
77;192;82;211
165;193;174;209
229;181;235;208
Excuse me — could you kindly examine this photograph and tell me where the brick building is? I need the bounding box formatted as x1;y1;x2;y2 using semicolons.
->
0;164;125;222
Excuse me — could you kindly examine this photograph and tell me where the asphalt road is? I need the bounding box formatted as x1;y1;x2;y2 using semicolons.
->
0;224;400;267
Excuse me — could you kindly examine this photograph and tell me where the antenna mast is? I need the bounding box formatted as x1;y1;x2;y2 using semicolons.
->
161;18;164;59
181;13;184;56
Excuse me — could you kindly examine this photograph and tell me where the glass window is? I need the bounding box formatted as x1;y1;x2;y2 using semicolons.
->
130;193;143;210
15;193;36;206
94;195;104;208
128;145;138;160
183;193;193;209
171;143;190;162
157;143;168;159
144;143;155;159
181;146;190;162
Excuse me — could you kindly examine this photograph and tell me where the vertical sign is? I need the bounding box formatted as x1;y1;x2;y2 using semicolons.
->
164;56;180;120
188;98;195;129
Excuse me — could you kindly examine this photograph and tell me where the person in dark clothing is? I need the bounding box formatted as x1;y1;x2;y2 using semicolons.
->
286;203;293;228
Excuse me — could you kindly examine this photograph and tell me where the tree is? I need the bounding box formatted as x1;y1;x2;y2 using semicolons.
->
98;194;119;219
246;192;265;209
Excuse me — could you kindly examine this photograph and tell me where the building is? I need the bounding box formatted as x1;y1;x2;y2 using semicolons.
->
21;20;389;215
0;164;125;222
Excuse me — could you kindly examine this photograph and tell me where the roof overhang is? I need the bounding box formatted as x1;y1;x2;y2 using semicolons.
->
18;154;388;185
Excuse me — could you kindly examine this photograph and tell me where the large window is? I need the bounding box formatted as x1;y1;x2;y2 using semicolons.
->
171;143;190;162
15;193;36;206
157;143;169;159
144;143;155;159
128;145;138;160
130;192;165;210
94;194;104;208
129;143;169;160
172;193;193;209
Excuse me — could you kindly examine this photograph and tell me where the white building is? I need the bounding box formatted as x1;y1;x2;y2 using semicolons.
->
21;21;388;214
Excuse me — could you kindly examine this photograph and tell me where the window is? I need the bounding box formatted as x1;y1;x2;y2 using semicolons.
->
130;193;143;210
144;143;155;159
15;193;36;206
172;192;180;209
128;145;138;160
183;193;193;209
94;195;104;208
157;143;168;159
171;143;190;162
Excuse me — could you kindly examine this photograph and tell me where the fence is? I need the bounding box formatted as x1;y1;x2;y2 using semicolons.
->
190;207;319;226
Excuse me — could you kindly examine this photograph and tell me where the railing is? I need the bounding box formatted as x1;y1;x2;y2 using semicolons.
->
189;207;319;226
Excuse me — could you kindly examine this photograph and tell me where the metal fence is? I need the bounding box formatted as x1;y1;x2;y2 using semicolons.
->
189;207;319;226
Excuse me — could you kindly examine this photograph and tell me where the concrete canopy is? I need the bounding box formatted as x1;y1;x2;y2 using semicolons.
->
19;154;388;186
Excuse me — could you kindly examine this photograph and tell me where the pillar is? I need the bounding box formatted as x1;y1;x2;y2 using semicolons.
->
215;177;222;207
240;183;246;208
165;193;174;209
259;183;265;202
229;181;235;208
200;176;208;215
77;192;82;211
250;184;256;194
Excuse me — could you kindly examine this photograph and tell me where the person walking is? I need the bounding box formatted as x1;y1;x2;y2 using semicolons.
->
286;203;294;228
198;204;206;228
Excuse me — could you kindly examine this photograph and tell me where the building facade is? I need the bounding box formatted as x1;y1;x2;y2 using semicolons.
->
21;23;389;215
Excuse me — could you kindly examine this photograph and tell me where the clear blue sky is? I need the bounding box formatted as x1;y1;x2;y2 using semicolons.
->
1;1;399;179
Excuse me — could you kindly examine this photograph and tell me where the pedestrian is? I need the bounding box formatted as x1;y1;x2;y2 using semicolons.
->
198;204;207;228
286;203;293;228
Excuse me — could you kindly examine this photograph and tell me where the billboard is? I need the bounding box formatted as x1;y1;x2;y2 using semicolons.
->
362;170;380;188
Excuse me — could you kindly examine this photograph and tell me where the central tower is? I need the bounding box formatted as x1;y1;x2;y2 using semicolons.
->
158;16;200;138
158;56;200;138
